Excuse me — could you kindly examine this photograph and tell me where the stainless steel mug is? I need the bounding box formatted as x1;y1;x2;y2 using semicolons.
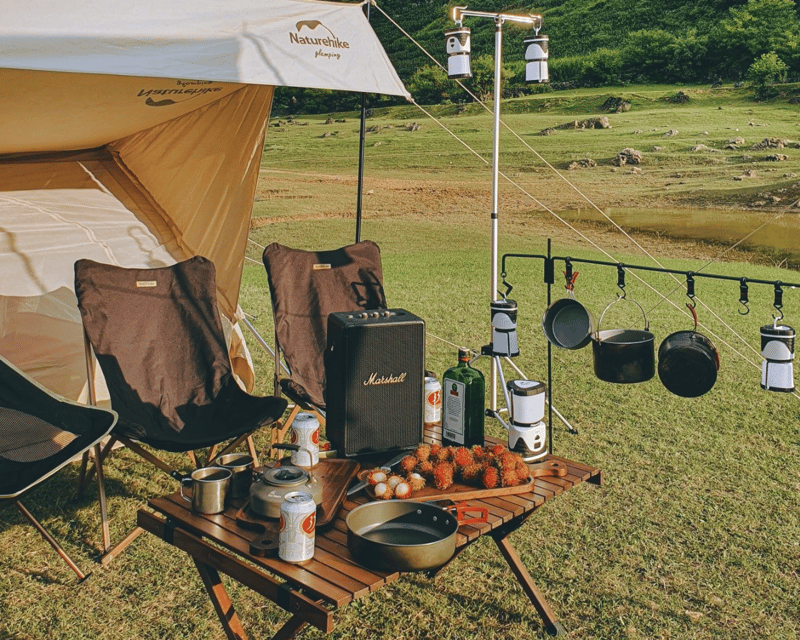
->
214;452;255;499
180;466;231;514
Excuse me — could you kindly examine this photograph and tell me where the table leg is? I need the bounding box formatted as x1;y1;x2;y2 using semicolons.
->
269;614;308;640
193;559;249;640
491;533;567;637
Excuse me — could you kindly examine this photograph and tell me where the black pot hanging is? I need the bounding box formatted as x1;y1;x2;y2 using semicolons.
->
592;296;655;384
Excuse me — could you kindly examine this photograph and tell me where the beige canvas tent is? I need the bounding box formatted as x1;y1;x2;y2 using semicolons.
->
0;0;409;401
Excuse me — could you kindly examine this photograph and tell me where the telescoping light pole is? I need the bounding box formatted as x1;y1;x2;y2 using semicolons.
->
445;6;549;410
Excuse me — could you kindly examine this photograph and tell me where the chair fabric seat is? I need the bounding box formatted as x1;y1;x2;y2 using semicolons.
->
263;241;387;409
75;256;287;453
0;356;116;501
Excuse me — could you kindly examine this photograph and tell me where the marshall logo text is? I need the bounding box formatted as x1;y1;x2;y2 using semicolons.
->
363;372;407;386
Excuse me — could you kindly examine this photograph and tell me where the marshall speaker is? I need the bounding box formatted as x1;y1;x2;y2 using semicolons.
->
325;309;425;457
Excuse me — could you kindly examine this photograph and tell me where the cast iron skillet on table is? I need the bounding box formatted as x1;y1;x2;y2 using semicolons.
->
345;459;569;572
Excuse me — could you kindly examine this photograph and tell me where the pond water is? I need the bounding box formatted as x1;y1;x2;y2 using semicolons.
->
559;207;800;269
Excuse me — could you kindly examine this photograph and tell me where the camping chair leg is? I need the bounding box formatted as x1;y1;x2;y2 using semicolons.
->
93;442;111;553
76;436;117;498
100;526;145;566
15;501;88;581
246;435;259;468
270;405;301;459
117;437;182;476
77;450;90;494
491;532;567;637
207;432;255;466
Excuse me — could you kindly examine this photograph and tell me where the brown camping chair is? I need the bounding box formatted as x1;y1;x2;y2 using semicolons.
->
74;256;287;562
261;241;386;453
0;354;117;581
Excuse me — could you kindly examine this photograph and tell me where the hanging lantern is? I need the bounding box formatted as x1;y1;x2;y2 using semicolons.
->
524;33;549;83
761;322;795;392
445;26;472;79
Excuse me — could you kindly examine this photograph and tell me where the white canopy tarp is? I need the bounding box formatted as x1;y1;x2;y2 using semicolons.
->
0;0;408;401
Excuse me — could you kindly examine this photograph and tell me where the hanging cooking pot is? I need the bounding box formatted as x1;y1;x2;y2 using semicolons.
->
542;292;595;350
346;501;487;572
592;296;655;383
658;305;720;398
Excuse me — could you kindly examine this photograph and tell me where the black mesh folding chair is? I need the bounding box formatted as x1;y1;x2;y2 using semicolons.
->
74;256;287;561
261;241;386;452
0;354;117;581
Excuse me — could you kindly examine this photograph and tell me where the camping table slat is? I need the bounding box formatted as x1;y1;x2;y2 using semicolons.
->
139;449;601;640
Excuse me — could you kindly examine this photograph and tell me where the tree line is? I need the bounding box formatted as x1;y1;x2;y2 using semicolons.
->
273;0;799;114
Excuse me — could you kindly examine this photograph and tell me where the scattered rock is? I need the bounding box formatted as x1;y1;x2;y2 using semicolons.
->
405;122;421;132
335;118;347;123
373;141;382;147
321;131;333;138
568;158;597;170
685;611;703;623
539;128;557;136
765;154;789;161
367;125;382;133
663;129;679;137
700;131;709;136
614;148;643;166
629;166;642;174
652;146;662;152
692;144;710;152
633;129;642;134
751;137;788;150
325;117;335;125
668;91;691;104
734;169;757;180
555;116;611;130
728;136;746;145
601;97;631;113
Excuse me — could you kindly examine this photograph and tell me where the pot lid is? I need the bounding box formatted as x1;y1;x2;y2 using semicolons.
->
261;465;309;487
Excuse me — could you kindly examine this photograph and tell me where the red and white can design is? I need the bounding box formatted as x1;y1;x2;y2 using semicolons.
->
290;412;320;467
279;491;316;564
424;376;442;425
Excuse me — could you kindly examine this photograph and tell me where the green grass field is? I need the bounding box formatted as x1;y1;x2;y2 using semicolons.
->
1;84;799;640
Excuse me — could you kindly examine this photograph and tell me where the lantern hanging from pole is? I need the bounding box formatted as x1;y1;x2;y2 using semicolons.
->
445;26;472;79
524;33;549;83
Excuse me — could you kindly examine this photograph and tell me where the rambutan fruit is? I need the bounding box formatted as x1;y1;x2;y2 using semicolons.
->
399;455;418;475
413;443;431;463
481;466;499;489
452;446;473;468
432;461;454;491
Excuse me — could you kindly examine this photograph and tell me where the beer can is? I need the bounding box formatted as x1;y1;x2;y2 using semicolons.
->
278;491;316;564
290;412;320;467
424;376;442;425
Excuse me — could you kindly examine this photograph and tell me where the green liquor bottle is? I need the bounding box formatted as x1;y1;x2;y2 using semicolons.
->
442;347;485;448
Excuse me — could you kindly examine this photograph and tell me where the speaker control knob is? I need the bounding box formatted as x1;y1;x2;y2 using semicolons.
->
371;311;380;318
359;313;368;319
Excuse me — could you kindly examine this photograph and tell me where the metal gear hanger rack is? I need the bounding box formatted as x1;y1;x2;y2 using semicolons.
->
497;239;799;453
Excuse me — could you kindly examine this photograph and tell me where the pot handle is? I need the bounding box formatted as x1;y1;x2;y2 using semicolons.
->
445;503;489;526
597;295;650;332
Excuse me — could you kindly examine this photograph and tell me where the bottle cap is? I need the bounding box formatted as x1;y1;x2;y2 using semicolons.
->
458;347;470;361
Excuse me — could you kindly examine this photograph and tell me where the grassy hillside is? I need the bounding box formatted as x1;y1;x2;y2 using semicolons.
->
369;0;743;77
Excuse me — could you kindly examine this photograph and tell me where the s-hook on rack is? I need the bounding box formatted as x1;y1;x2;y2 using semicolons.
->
499;239;799;452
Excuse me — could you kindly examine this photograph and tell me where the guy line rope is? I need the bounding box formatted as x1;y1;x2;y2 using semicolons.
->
370;0;799;400
244;3;800;403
